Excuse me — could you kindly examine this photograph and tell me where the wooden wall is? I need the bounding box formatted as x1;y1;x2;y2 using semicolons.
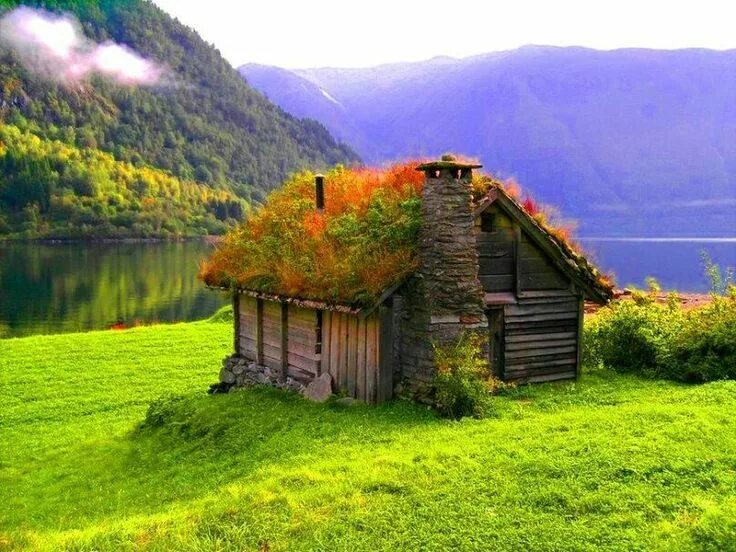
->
286;306;320;384
502;294;582;382
475;203;583;383
322;310;388;404
476;207;515;292
236;296;390;404
238;296;259;360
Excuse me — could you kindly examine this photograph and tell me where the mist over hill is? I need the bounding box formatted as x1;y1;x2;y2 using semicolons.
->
0;0;359;237
241;47;736;236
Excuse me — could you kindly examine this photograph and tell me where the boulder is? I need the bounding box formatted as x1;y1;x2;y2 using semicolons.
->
303;373;333;402
219;367;236;384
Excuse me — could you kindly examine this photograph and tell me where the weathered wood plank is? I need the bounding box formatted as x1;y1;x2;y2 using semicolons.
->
280;302;288;382
505;331;576;343
256;298;264;365
287;353;320;375
505;346;577;360
378;304;394;402
505;311;578;323
321;311;331;377
262;354;280;371
356;317;367;402
505;322;578;336
514;290;577;300
287;339;319;359
505;339;577;352
503;357;579;370
478;256;514;275
520;271;568;290
505;363;577;379
336;313;347;391
233;293;240;354
347;316;358;397
480;274;515;292
513;222;521;297
505;301;578;316
576;297;584;379
366;314;378;404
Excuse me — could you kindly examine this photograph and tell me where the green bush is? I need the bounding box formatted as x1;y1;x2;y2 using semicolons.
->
585;280;736;383
432;333;510;419
666;295;736;382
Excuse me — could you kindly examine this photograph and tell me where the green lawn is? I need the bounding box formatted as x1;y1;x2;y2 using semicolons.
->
1;320;736;551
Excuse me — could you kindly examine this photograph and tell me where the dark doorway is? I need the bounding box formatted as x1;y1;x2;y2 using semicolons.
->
487;308;505;377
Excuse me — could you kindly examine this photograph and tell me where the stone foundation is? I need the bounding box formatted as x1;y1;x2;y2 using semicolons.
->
213;354;305;395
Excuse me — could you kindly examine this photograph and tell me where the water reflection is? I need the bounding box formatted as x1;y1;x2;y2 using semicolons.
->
0;241;225;338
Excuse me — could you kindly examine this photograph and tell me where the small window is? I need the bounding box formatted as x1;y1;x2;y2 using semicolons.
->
480;213;495;232
315;310;323;354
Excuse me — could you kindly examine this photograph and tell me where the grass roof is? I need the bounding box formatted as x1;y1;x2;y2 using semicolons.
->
200;161;614;307
199;163;424;306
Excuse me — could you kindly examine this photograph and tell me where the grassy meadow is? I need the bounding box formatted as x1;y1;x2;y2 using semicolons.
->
1;317;736;550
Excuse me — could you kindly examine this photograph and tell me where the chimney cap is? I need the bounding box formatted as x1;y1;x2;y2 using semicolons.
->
415;156;482;172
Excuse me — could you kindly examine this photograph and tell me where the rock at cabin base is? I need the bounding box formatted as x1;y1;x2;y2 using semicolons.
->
219;366;236;384
303;373;333;402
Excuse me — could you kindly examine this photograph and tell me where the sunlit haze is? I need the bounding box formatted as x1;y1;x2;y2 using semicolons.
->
153;0;736;68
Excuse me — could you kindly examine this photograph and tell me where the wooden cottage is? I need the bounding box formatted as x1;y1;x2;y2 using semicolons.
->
206;158;613;404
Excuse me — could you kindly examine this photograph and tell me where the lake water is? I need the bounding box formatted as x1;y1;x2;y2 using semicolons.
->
579;238;736;292
0;238;734;338
0;241;226;338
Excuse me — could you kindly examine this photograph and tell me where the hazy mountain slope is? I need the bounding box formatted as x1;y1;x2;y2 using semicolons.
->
0;0;359;206
241;47;736;236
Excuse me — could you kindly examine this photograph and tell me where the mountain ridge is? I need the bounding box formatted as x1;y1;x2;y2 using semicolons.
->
240;46;736;236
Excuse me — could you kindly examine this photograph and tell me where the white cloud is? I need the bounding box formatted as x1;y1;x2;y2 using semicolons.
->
0;7;165;86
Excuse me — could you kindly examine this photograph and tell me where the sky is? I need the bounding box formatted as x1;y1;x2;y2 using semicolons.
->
152;0;736;69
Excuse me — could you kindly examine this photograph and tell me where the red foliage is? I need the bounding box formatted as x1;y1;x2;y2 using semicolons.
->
522;197;539;216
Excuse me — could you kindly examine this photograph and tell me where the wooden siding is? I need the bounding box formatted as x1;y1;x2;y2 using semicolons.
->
502;295;582;382
261;301;283;372
286;305;320;384
236;297;389;404
322;310;383;404
519;235;568;290
238;296;259;360
475;206;515;292
476;206;570;294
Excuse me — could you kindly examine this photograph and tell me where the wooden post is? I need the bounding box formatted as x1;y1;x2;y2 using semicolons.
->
280;302;288;382
232;292;240;354
514;232;520;295
576;296;584;380
378;303;394;402
256;298;264;365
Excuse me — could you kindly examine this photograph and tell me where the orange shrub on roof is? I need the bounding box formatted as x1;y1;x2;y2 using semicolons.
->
199;162;424;306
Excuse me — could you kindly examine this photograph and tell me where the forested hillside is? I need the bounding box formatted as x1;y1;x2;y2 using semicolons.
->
0;0;359;237
0;124;245;237
242;47;736;237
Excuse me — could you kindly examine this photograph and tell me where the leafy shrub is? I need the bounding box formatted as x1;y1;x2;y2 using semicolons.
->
199;163;424;306
585;278;736;382
433;332;511;419
666;293;736;382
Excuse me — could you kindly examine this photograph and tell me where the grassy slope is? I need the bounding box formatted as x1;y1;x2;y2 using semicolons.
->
1;322;736;550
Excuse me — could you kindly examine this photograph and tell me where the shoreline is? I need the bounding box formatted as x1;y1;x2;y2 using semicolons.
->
0;235;224;245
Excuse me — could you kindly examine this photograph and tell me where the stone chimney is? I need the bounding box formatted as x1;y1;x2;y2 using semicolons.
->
416;154;485;339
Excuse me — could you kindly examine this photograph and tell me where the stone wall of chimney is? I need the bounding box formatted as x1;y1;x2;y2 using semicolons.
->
395;168;486;400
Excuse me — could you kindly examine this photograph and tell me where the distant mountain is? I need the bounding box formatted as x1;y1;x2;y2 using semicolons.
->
240;47;736;236
0;0;359;238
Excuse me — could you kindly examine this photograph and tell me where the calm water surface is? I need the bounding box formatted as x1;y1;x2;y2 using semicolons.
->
0;238;734;338
580;238;736;292
0;241;226;338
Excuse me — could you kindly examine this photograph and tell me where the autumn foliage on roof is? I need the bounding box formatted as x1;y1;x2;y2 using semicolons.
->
200;159;613;307
199;163;424;306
